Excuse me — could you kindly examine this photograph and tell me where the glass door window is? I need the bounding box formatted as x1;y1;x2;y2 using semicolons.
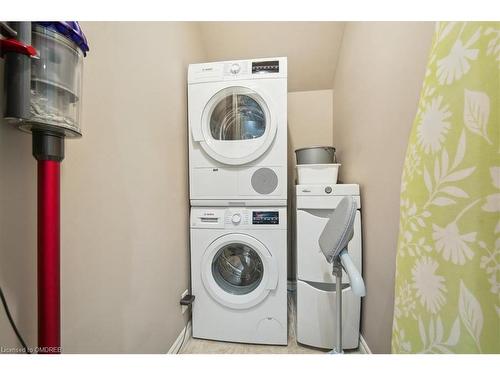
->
197;86;276;165
212;243;264;295
201;233;278;309
210;94;266;141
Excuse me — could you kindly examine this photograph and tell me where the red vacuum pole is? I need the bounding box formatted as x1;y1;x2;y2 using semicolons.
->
33;131;64;354
2;21;88;354
37;159;61;354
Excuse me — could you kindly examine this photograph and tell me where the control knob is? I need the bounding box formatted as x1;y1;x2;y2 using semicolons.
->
230;63;241;74
231;213;242;224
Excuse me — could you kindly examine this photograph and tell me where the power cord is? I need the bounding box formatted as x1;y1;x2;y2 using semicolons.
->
0;286;30;353
176;294;195;354
176;320;188;354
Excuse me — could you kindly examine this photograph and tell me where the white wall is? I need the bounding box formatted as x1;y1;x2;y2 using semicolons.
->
332;22;435;353
287;90;334;279
0;58;38;352
0;22;206;353
199;22;345;92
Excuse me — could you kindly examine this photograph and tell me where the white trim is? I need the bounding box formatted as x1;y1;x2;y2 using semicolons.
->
168;320;370;354
359;334;372;354
190;199;287;207
168;321;192;354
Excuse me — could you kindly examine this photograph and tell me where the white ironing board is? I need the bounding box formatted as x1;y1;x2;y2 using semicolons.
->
318;196;366;353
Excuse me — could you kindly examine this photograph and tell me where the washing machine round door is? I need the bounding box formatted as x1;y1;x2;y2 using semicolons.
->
199;86;277;165
201;233;279;309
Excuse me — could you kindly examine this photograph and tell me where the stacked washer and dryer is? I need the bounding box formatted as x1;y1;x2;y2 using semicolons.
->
295;149;363;350
188;57;288;345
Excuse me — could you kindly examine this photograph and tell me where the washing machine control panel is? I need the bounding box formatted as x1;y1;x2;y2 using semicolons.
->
223;209;283;228
191;208;286;229
252;211;279;225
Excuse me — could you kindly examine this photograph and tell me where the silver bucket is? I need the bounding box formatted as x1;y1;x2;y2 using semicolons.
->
295;146;337;165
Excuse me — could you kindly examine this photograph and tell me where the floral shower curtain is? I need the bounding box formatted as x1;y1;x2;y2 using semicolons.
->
392;22;499;354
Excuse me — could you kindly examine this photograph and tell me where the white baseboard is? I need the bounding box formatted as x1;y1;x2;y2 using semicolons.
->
168;320;192;354
167;319;370;354
359;334;372;354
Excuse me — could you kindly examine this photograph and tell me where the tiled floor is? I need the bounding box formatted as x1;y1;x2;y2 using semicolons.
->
179;292;362;354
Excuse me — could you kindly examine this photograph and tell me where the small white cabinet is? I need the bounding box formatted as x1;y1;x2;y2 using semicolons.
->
296;280;361;349
295;184;363;350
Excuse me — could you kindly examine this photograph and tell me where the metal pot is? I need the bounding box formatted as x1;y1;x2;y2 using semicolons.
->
295;146;337;165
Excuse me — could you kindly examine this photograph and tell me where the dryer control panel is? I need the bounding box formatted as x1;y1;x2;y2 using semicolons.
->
190;207;286;230
188;57;287;83
252;60;280;74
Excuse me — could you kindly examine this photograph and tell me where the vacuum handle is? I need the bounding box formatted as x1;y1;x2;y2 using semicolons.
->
339;249;366;297
0;38;38;59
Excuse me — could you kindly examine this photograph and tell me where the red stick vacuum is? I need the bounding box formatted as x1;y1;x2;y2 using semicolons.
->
0;21;89;354
37;160;61;353
33;131;64;354
2;21;88;354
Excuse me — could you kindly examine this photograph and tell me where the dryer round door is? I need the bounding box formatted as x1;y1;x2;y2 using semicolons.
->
201;233;279;309
198;86;277;165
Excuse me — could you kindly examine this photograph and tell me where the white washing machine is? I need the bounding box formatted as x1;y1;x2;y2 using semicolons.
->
190;206;287;345
295;184;362;349
188;57;287;206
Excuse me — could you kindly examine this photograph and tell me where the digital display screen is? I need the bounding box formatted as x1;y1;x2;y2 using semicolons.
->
252;211;279;225
252;60;279;74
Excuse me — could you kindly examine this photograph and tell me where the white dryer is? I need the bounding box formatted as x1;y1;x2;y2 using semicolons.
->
188;57;287;206
295;184;362;350
190;206;288;345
